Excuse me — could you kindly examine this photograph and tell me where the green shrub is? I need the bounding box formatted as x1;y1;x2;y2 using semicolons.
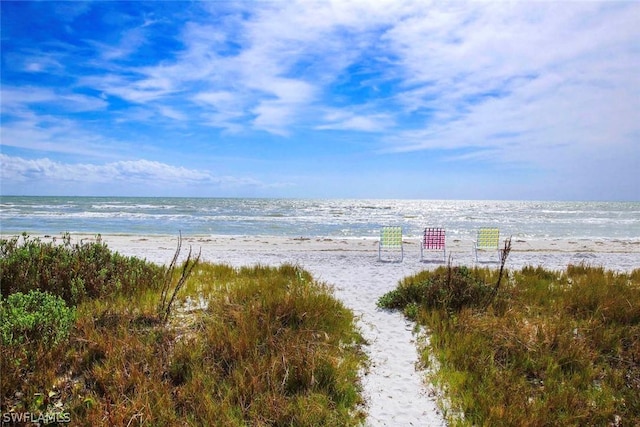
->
378;265;497;313
0;290;75;347
0;233;164;304
387;265;640;426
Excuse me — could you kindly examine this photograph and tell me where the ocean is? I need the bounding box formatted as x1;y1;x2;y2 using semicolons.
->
1;196;639;242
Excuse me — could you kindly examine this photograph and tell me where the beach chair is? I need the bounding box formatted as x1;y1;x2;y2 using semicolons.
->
378;226;403;261
473;228;500;262
421;227;446;262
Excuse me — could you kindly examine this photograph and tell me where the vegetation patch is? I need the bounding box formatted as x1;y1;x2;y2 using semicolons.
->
1;233;164;304
1;290;75;349
379;263;640;426
1;234;366;426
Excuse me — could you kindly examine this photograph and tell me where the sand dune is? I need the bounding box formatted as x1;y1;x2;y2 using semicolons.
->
21;234;640;426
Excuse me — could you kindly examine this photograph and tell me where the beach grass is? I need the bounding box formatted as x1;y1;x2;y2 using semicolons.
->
0;234;366;426
379;263;640;426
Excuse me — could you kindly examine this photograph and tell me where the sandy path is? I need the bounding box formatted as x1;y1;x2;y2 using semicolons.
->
302;253;446;426
97;236;450;426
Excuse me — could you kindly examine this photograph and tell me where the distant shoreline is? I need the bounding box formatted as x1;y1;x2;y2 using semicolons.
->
3;197;639;242
3;233;638;272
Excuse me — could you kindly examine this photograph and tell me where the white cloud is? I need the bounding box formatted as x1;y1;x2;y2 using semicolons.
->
22;54;64;73
379;2;639;163
0;154;266;190
52;2;91;23
249;78;317;135
1;115;115;158
317;109;394;132
98;27;148;61
193;91;236;106
86;1;399;135
157;106;188;121
192;91;245;131
1;86;108;113
229;1;389;133
80;73;176;104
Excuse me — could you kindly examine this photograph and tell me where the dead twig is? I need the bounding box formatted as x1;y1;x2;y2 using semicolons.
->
484;236;512;310
158;232;201;324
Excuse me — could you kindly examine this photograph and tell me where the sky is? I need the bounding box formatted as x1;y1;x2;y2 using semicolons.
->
1;1;639;201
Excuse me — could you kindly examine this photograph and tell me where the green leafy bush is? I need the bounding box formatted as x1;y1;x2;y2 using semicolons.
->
0;233;164;304
0;290;75;347
378;265;495;313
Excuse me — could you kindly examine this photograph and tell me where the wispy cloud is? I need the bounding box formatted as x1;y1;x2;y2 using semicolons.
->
0;113;122;159
51;1;91;23
96;27;149;61
1;86;108;113
379;2;639;167
317;109;394;132
157;105;188;122
0;154;273;193
1;1;638;199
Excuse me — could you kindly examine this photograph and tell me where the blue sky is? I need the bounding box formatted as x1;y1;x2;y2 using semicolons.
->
1;1;639;200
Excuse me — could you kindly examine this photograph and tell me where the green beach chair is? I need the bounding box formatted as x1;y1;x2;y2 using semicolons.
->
473;227;500;262
378;226;403;262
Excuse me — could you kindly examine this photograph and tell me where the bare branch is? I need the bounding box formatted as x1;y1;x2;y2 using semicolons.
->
484;236;512;309
158;232;201;324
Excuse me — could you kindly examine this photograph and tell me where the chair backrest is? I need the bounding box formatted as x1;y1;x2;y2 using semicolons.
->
476;228;499;249
380;226;403;247
423;228;445;249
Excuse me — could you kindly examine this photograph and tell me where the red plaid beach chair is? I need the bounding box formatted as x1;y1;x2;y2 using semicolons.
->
420;227;446;262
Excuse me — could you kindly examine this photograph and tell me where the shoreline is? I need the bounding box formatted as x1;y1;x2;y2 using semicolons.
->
6;232;640;250
4;233;637;271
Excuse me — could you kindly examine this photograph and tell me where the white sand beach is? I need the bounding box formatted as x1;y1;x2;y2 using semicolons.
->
18;234;640;426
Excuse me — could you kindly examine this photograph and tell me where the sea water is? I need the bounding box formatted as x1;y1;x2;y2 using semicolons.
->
1;196;639;241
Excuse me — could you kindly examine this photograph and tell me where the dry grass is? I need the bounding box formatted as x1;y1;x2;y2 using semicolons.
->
380;263;640;426
1;235;366;426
